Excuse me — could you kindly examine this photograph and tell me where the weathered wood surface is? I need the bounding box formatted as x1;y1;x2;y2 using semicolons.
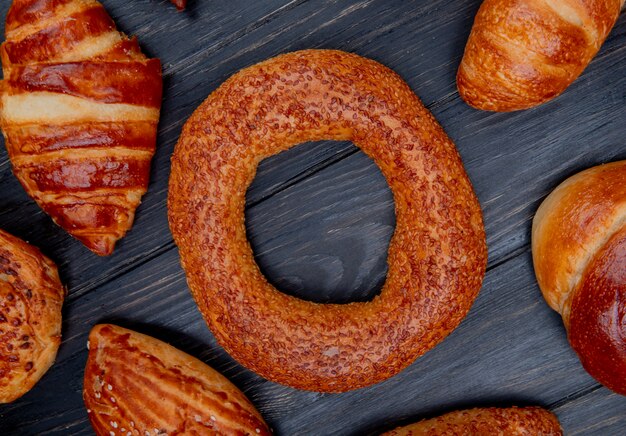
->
0;0;625;434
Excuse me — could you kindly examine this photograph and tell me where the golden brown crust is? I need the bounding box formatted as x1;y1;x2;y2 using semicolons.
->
382;407;562;435
532;161;626;394
458;0;623;111
168;50;487;392
0;0;162;256
0;229;64;403
83;324;270;436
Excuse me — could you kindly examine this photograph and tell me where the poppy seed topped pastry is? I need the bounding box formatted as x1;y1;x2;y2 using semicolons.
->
0;229;65;403
0;0;162;256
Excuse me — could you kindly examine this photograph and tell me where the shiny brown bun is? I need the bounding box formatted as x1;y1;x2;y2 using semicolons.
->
382;407;562;435
0;229;64;403
0;0;162;256
168;49;487;392
83;324;270;436
532;161;626;394
457;0;624;111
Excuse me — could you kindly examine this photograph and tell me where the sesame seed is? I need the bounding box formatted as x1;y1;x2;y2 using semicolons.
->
194;415;202;423
210;416;216;421
127;433;131;436
87;409;92;413
107;384;113;391
87;341;90;350
110;432;115;436
130;421;135;428
111;421;118;428
95;392;101;399
256;429;261;434
145;432;150;436
111;397;116;403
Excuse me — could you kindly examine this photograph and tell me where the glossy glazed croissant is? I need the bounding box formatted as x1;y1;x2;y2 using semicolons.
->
458;0;624;111
0;0;162;256
0;229;65;403
533;161;626;394
382;407;562;435
83;324;271;435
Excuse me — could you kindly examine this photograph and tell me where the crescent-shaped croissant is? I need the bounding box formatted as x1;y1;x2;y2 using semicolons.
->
0;0;162;256
458;0;624;111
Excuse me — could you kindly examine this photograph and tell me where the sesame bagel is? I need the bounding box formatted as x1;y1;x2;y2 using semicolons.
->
168;50;487;392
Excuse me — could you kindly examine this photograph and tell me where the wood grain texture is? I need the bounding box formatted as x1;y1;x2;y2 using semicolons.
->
0;0;624;433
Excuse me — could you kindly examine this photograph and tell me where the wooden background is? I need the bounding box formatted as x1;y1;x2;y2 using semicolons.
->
1;0;625;434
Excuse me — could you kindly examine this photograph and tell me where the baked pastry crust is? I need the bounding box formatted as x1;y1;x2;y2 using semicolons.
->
382;407;562;435
458;0;623;111
169;50;487;392
533;161;626;394
0;229;64;403
0;0;162;256
83;324;270;435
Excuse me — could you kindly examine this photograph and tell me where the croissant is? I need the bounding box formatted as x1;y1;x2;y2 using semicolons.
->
533;161;626;394
0;0;162;256
382;407;562;435
83;324;271;435
171;0;187;10
458;0;624;111
0;229;65;403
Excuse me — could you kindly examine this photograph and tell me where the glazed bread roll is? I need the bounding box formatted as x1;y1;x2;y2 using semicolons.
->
0;0;162;255
0;229;65;403
382;407;562;435
83;324;271;435
458;0;624;111
532;161;626;394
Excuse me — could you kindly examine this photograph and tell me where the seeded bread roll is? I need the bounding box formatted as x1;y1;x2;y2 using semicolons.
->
0;229;64;403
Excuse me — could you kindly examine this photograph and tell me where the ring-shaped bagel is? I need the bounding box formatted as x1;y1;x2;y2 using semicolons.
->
168;50;487;392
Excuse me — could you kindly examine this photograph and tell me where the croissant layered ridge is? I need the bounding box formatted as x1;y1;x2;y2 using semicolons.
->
0;0;162;255
458;0;623;111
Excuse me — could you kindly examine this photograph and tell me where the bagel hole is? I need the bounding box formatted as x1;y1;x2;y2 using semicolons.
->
245;140;396;304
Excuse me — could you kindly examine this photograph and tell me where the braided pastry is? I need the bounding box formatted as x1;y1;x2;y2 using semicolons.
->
0;0;162;255
84;324;270;435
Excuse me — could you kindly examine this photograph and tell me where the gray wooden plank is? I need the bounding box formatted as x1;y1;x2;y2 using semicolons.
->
555;388;626;436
